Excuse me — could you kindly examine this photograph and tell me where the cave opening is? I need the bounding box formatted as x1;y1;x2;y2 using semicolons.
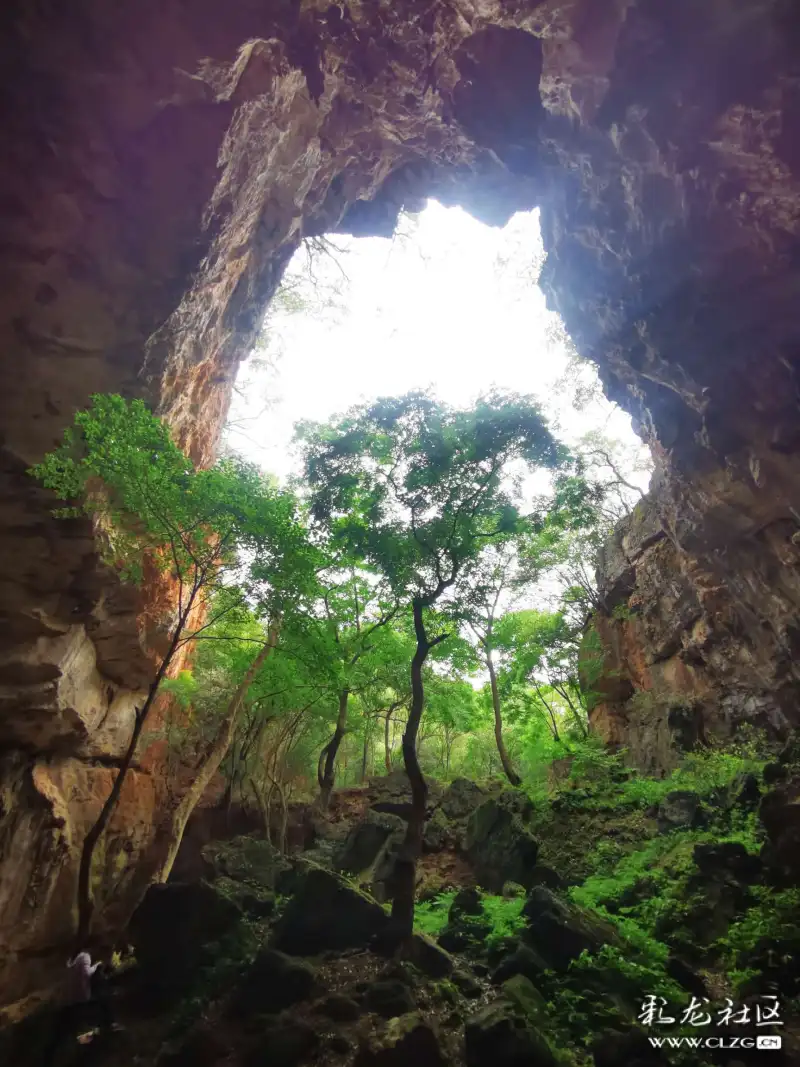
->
224;199;651;502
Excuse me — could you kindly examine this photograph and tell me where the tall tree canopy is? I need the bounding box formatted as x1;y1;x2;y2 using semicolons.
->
297;389;570;938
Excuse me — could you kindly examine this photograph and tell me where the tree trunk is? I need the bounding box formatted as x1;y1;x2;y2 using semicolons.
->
390;600;432;943
75;598;194;944
150;624;278;884
250;777;271;840
360;726;370;782
487;651;521;786
384;709;392;772
318;687;349;810
275;778;288;853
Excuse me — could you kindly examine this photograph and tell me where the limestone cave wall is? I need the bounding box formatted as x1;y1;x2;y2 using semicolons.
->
0;0;798;1009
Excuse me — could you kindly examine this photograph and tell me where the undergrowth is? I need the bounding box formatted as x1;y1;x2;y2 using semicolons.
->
414;891;525;947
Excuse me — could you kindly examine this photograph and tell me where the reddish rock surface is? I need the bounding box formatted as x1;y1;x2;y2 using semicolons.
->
0;0;798;1006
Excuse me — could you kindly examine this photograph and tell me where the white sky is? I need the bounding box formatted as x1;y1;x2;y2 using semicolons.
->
226;200;650;494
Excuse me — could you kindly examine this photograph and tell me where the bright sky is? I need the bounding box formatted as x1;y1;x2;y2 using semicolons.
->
225;200;650;494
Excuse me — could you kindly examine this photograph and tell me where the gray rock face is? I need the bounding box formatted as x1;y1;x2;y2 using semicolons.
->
464;791;539;892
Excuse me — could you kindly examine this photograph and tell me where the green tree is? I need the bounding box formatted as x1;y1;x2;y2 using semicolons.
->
298;389;566;939
307;567;399;809
496;609;588;740
30;394;314;940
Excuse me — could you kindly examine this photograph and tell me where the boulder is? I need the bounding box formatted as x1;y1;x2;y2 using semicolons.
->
465;1000;556;1067
130;882;243;997
354;1013;449;1067
491;944;548;985
522;887;618;971
656;791;707;833
409;932;456;977
228;948;319;1017
272;865;388;955
371;832;405;902
759;779;800;884
692;841;762;884
501;975;547;1021
363;979;416;1018
501;881;526;898
316;993;362;1022
452;968;483;998
732;772;762;811
213;874;276;918
449;887;483;923
465;792;539;892
437;887;490;954
526;865;564;891
202;835;292;888
438;778;486;821
369;770;444;818
423;808;453;852
244;1017;319;1067
336;810;406;875
591;1028;669;1067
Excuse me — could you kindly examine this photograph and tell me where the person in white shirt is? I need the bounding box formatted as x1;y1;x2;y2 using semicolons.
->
42;950;115;1065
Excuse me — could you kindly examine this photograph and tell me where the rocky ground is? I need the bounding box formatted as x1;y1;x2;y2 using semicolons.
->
3;759;800;1067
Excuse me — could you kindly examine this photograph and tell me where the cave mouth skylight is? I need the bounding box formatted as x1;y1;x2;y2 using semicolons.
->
225;199;650;497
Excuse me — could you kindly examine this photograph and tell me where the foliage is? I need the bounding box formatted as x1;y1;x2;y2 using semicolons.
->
481;893;526;947
413;891;457;937
413;891;525;948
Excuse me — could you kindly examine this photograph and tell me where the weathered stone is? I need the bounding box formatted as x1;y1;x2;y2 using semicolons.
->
438;778;486;821
202;835;291;889
465;792;539;892
369;770;444;818
272;865;388;955
656;791;707;834
336;810;405;875
732;772;762;811
521;887;619;972
501;975;547;1021
591;1029;668;1067
422;808;453;852
409;932;456;978
315;993;362;1022
449;887;484;923
363;979;416;1018
354;1013;449;1067
129;882;243;998
244;1017;319;1067
452;968;483;998
465;1000;556;1067
228;948;319;1017
692;841;762;884
491;944;549;986
526;866;564;891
